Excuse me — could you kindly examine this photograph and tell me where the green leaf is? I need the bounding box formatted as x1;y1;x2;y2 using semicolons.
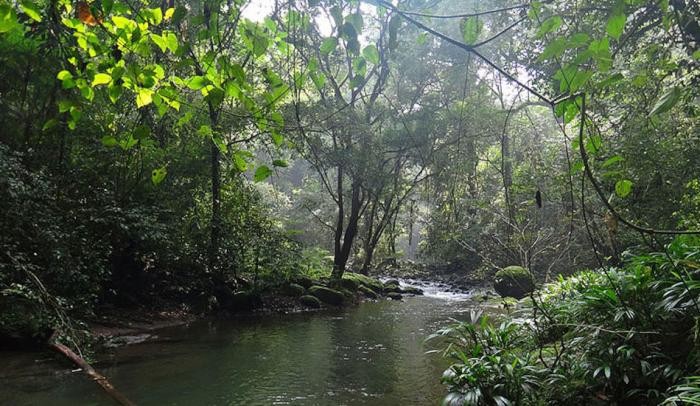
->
362;44;379;65
272;159;288;167
254;165;272;182
615;179;633;198
606;13;626;40
20;1;41;22
346;13;363;32
537;16;562;38
460;16;482;45
166;32;178;52
233;151;248;172
186;76;207;90
101;135;118;147
197;125;213;137
649;86;682;116
57;70;73;81
602;155;623;168
693;50;700;60
588;38;612;71
151;33;168;52
91;73;112;87
136;88;153;108
0;5;19;33
320;37;338;55
151;167;167;185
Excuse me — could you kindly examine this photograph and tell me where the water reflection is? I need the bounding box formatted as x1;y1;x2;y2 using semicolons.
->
1;286;480;406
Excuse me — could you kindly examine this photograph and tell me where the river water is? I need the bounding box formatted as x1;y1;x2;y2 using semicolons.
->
1;281;492;406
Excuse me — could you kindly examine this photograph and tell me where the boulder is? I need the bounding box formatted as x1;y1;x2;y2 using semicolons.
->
493;266;534;299
359;285;378;299
339;277;359;291
282;283;306;297
384;279;400;287
308;286;345;306
343;273;384;293
299;295;322;308
230;291;260;310
291;276;314;289
383;283;402;294
402;286;423;295
387;292;403;300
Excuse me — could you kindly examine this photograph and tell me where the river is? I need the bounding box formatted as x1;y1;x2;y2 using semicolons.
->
1;281;492;405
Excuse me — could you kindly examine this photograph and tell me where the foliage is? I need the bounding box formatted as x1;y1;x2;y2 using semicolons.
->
439;237;700;405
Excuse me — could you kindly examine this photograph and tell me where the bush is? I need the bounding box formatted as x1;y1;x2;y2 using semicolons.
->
437;236;700;405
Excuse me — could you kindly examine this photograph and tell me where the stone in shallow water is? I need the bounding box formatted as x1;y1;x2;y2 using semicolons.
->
387;292;403;301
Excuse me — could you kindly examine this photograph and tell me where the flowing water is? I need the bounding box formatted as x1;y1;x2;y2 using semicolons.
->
1;281;491;406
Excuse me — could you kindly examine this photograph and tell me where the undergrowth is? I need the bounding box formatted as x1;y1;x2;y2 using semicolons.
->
435;236;700;405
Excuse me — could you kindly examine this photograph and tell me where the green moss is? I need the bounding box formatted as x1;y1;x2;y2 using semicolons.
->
342;273;384;293
308;286;345;305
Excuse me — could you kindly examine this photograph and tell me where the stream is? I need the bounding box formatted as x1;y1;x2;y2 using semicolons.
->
0;280;495;405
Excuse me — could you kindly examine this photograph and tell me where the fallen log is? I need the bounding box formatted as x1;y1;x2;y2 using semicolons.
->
48;332;135;406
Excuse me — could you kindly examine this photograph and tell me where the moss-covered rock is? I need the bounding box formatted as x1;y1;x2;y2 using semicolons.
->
384;279;400;287
343;273;384;293
282;283;306;297
339;277;359;291
308;286;345;306
299;295;322;308
291;276;314;289
494;266;534;299
383;283;402;294
387;292;403;300
359;285;378;299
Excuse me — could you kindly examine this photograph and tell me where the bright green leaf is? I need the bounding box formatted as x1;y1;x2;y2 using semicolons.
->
606;13;626;40
151;167;167;185
91;73;112;87
254;165;272;182
20;1;41;22
615;179;633;198
460;16;482;45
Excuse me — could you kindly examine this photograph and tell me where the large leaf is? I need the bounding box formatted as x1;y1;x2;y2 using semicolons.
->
606;13;626;40
649;86;682;116
362;44;379;65
20;1;41;22
320;37;338;55
254;165;272;182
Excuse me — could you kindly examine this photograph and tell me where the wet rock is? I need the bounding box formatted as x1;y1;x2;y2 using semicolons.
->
359;285;378;299
299;295;322;308
402;286;423;295
494;266;534;299
387;292;403;300
384;279;400;287
383;284;402;294
344;273;384;293
308;286;345;306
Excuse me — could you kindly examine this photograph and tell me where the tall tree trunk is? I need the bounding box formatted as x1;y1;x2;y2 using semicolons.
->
332;179;362;281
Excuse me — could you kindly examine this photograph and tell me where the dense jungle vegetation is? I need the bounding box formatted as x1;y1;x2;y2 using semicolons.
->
0;0;699;404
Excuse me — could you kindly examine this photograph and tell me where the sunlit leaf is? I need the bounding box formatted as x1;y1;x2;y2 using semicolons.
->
254;165;272;182
91;73;111;87
151;167;167;185
20;1;41;22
